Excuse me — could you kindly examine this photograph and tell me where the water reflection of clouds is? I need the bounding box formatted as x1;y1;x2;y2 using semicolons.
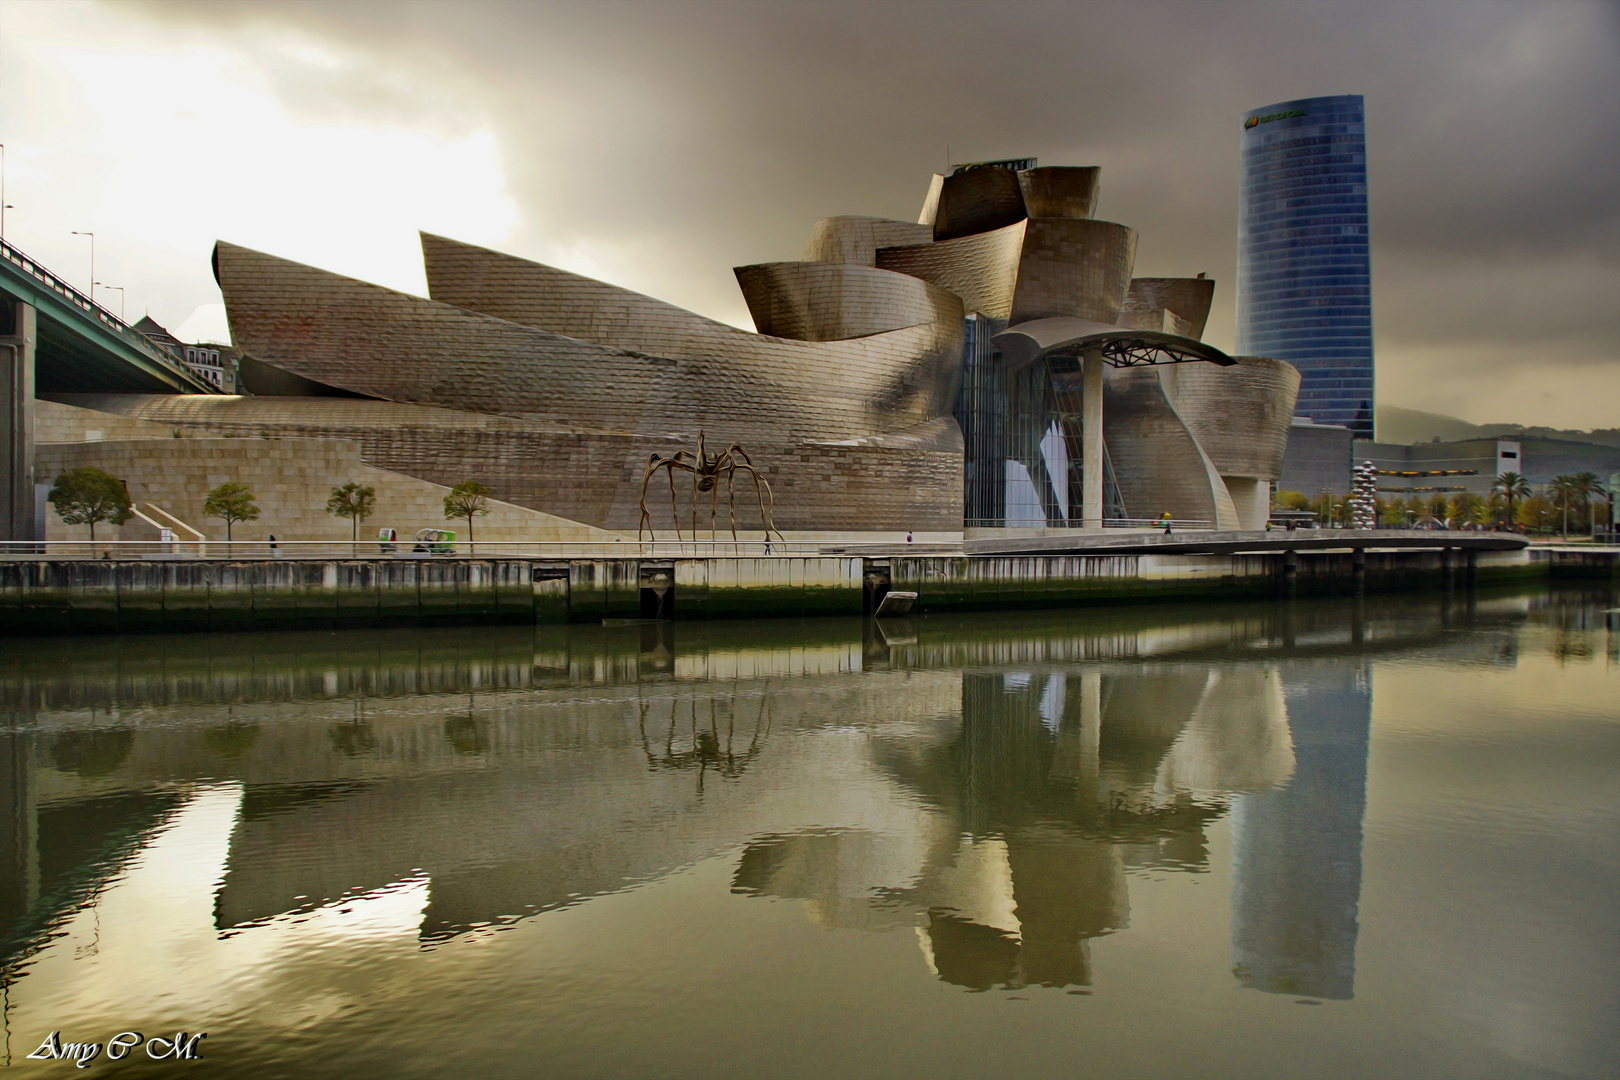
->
5;783;431;1041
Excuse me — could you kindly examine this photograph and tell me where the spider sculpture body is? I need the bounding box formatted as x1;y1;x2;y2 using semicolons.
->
637;432;784;542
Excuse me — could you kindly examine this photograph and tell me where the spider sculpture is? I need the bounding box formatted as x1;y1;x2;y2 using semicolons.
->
637;432;784;542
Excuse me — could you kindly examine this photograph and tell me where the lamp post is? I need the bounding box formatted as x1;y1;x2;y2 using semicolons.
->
97;283;124;322
71;230;94;301
0;142;7;240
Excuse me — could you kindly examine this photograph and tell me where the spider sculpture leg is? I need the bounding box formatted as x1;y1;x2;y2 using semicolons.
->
709;470;723;542
732;463;784;542
711;451;742;542
638;454;668;541
639;454;697;541
726;467;740;542
665;460;682;542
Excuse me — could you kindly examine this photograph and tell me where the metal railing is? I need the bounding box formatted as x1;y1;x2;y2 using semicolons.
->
0;538;963;561
964;518;1214;530
0;238;213;390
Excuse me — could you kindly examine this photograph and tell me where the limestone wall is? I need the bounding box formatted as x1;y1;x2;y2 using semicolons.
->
35;435;628;544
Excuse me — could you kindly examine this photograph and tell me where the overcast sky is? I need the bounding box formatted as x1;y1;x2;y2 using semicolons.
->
1;0;1615;428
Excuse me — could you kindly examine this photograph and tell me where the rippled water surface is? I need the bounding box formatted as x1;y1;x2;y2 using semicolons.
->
1;587;1616;1079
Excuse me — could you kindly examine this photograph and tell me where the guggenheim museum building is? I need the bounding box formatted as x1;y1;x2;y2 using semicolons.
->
47;158;1300;541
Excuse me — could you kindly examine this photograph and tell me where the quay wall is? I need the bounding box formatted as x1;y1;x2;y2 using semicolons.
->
0;548;1548;636
891;548;1541;611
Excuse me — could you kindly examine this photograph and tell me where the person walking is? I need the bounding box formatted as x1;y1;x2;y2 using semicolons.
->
1160;512;1172;535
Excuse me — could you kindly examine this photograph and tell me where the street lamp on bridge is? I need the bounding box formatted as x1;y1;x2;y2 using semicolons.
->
72;230;94;301
96;283;125;322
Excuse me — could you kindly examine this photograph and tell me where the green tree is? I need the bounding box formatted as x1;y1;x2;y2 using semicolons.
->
1551;472;1603;540
48;467;133;542
1449;492;1486;527
442;480;491;552
1492;472;1531;530
203;480;260;542
325;481;377;542
1273;490;1309;511
1516;492;1555;533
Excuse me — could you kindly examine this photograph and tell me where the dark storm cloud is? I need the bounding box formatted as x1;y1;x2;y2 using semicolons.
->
126;0;1619;420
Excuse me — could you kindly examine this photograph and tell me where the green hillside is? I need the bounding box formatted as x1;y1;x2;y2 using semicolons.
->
1376;405;1620;449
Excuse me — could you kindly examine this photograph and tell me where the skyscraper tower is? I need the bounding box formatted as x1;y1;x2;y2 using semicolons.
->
1237;94;1374;439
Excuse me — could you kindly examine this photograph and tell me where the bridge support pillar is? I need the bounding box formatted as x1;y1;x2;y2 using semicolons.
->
0;299;36;543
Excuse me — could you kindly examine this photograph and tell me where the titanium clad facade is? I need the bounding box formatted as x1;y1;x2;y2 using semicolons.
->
1237;95;1374;439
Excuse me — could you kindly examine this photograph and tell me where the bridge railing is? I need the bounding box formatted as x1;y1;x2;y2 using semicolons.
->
0;238;215;391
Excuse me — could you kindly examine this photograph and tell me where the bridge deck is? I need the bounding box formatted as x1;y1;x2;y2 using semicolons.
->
0;239;218;394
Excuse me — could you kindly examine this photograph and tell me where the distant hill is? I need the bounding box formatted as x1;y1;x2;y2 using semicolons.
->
1377;405;1620;449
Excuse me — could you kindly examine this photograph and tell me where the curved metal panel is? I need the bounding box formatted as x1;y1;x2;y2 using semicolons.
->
1158;356;1301;482
1010;219;1137;325
933;167;1027;242
734;261;961;342
231;237;966;441
801;216;933;266
421;231;740;359
1121;278;1216;340
1015;167;1100;220
1102;368;1241;529
875;220;1026;320
917;173;944;226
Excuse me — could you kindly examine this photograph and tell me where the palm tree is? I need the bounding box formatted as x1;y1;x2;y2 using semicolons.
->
1492;472;1530;531
1550;476;1578;539
1558;472;1605;540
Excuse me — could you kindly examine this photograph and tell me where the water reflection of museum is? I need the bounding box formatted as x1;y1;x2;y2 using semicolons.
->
736;663;1368;998
1;642;1371;1001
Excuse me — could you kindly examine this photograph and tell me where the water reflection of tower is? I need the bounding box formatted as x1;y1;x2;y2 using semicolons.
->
1230;661;1371;1000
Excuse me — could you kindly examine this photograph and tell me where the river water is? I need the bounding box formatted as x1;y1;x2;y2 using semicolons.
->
0;586;1615;1079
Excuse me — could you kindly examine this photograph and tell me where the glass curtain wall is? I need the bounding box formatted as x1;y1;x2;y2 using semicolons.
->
956;315;1125;527
1237;94;1374;439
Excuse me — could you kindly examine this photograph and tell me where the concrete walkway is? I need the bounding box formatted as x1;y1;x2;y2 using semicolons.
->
964;528;1530;557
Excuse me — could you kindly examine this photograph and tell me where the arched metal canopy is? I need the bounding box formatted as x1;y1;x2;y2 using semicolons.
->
992;317;1235;372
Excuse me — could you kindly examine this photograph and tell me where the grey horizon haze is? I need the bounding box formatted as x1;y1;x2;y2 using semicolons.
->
1;0;1615;429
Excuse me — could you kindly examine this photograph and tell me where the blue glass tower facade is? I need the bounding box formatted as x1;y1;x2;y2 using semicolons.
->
1237;95;1374;439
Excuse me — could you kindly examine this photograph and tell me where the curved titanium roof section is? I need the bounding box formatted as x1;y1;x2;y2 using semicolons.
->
1010;219;1138;325
800;216;932;266
733;262;962;342
992;317;1235;372
420;232;738;359
875;220;1026;319
932;167;1027;242
215;240;963;442
1016;167;1100;220
1103;367;1242;530
1121;277;1216;340
1159;356;1301;482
